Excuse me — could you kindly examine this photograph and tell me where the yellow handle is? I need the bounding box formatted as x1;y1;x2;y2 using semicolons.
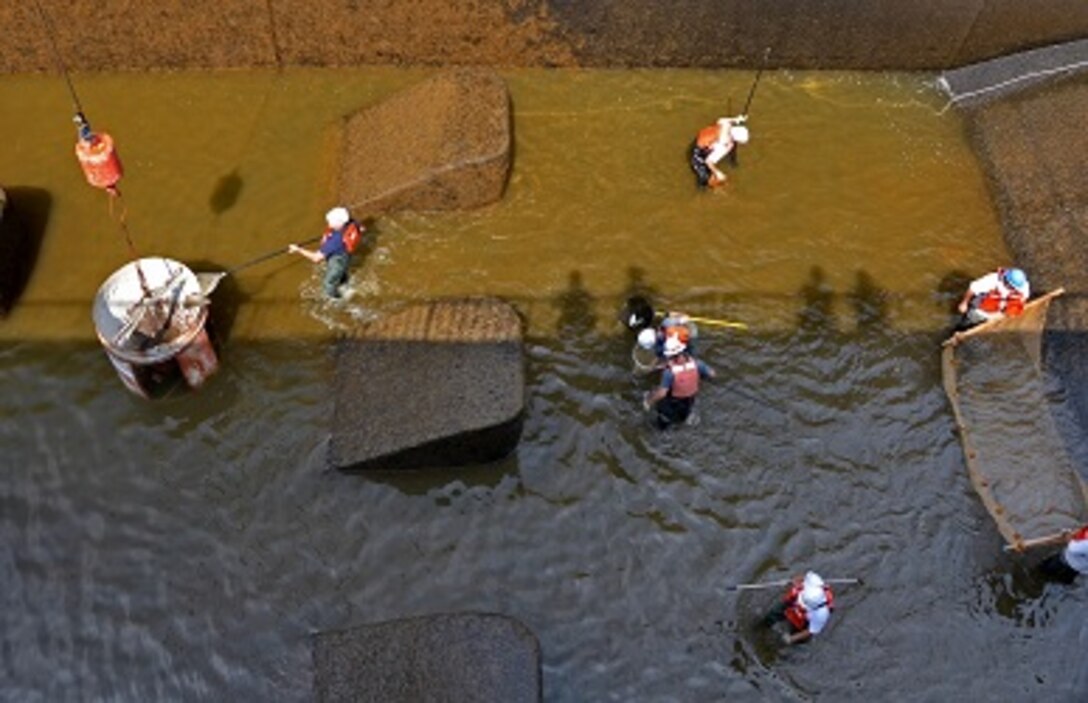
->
686;316;749;330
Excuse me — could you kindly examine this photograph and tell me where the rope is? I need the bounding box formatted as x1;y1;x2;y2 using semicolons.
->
31;0;85;115
33;0;151;296
742;48;772;115
226;235;322;276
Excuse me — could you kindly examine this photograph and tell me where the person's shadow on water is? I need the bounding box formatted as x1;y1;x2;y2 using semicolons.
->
798;265;835;334
848;270;889;333
555;270;597;340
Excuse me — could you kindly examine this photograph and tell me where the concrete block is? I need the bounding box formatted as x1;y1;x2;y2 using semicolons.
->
312;613;542;703
338;69;511;215
328;298;524;471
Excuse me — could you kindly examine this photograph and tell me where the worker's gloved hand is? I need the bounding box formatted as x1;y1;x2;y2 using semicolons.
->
287;244;299;253
780;633;792;645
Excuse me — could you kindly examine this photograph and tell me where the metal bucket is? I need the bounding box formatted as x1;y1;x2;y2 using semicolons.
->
92;257;218;398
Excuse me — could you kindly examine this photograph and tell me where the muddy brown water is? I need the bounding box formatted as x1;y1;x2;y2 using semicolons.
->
1;68;1085;701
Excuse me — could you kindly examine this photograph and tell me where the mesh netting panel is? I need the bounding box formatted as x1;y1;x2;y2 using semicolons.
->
942;290;1088;548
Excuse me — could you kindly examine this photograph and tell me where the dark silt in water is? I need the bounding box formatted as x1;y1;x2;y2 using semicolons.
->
1;68;1086;701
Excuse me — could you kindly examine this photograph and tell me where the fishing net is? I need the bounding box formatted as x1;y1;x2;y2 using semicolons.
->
631;343;660;375
942;289;1088;549
937;39;1088;110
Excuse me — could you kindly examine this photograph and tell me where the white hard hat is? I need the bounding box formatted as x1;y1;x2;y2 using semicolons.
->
729;125;750;144
325;206;350;229
801;571;826;609
663;334;686;357
638;328;658;350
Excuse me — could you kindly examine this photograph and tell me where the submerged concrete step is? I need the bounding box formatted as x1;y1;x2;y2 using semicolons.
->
338;68;512;215
328;297;524;471
312;613;541;703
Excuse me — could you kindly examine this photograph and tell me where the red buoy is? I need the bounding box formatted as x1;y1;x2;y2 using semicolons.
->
75;132;123;191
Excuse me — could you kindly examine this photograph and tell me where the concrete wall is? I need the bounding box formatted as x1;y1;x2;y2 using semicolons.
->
5;0;1087;73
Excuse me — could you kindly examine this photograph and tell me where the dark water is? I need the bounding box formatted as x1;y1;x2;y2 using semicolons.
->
2;68;1086;702
3;325;1086;701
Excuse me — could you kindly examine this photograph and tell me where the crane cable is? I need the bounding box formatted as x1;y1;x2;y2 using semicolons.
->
31;0;148;294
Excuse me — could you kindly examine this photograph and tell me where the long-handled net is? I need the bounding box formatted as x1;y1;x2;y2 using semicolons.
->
941;289;1088;550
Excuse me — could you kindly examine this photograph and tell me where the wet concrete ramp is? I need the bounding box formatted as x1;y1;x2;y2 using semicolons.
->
942;291;1088;550
328;298;524;471
938;38;1088;108
312;613;541;703
338;69;511;215
959;71;1088;459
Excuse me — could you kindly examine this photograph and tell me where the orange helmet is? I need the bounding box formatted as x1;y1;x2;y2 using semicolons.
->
667;326;691;345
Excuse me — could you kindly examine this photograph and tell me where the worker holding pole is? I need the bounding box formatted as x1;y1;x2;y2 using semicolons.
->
1037;525;1088;584
761;571;836;646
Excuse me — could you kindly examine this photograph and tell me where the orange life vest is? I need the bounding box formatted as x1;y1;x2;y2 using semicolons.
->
667;357;699;398
696;124;723;149
323;220;363;254
976;268;1025;316
783;583;835;631
977;288;1025;316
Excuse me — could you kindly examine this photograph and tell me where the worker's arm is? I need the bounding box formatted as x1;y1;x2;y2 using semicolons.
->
782;629;812;646
288;243;325;264
644;385;668;409
957;288;975;314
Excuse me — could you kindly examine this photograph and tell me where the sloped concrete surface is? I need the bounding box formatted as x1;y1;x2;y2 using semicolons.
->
4;2;1088;73
312;613;542;703
328;298;524;471
963;73;1088;479
338;69;511;215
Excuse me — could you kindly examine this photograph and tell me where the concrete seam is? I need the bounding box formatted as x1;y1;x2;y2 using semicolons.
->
265;0;283;69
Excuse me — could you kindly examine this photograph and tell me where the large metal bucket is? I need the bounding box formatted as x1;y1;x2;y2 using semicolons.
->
92;257;218;398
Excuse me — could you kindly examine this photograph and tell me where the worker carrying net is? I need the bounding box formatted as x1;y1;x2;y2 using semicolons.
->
942;288;1088;551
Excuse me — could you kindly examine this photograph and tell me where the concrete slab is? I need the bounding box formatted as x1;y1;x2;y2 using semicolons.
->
328;298;524;471
312;613;541;703
962;73;1088;480
337;69;511;215
6;1;1088;73
939;39;1088;108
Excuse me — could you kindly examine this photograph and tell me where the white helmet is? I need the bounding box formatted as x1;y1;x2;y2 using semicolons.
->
637;328;657;350
800;571;826;609
663;334;686;357
325;206;350;229
729;125;750;144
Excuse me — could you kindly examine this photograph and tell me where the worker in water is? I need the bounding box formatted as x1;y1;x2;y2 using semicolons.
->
643;331;715;428
1037;525;1088;585
691;114;749;188
624;295;656;332
765;571;835;646
288;206;365;299
956;267;1030;330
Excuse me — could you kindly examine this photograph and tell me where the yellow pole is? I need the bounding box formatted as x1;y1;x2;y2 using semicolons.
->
685;316;749;330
